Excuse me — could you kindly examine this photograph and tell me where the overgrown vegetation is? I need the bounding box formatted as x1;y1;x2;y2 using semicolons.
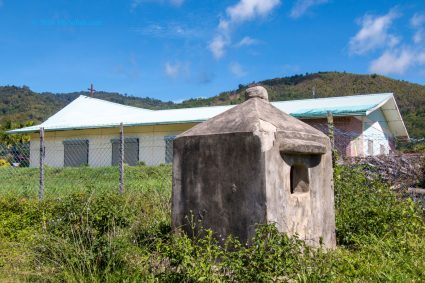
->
0;164;424;281
398;139;425;153
1;71;425;136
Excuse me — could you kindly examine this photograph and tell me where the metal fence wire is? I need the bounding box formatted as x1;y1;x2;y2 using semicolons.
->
0;120;422;200
0;142;30;167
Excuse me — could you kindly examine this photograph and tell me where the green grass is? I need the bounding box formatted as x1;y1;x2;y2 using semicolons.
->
0;165;172;198
0;164;425;282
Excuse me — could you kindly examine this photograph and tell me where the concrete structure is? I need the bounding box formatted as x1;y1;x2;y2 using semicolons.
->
172;86;336;247
8;92;409;167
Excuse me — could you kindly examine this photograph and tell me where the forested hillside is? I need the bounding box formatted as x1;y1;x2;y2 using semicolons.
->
0;72;424;136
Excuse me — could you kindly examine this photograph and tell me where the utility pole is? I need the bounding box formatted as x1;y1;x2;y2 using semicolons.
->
88;83;96;97
312;85;316;99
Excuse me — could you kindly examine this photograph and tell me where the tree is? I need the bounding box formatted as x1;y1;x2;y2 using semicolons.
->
0;120;34;146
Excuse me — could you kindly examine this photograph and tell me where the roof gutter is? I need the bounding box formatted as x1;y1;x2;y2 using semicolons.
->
6;110;370;134
6;119;208;134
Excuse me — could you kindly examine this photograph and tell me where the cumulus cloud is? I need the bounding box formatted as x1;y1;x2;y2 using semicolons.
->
209;0;280;59
417;52;425;64
236;36;258;47
369;49;414;75
410;13;425;28
410;14;425;44
229;62;247;77
349;9;425;75
349;9;400;55
164;62;180;78
164;61;190;79
225;0;280;24
413;31;423;44
290;0;328;19
209;35;229;59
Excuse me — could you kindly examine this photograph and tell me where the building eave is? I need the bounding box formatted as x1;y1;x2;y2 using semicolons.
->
7;93;409;140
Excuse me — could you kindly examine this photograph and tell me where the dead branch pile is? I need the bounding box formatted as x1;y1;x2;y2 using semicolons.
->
343;153;425;189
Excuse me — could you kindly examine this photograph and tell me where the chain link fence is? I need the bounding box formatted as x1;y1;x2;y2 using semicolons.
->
0;124;176;199
0;118;421;199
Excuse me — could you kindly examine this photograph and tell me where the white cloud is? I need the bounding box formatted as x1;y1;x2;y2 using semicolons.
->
410;13;425;28
414;30;423;44
417;52;425;64
410;14;425;44
290;0;328;19
209;35;228;59
388;35;401;47
218;19;230;31
164;61;191;79
351;10;425;75
236;36;258;47
349;9;399;55
226;0;280;24
209;0;280;59
369;49;414;75
229;62;247;77
164;62;180;78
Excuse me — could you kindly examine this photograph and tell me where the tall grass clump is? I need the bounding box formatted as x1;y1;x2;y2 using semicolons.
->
0;163;425;281
330;165;425;281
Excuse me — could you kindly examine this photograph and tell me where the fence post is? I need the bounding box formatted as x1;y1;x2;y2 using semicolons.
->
39;127;45;200
327;111;336;164
119;123;124;194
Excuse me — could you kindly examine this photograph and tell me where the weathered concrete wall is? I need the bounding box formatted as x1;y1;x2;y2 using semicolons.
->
265;143;335;247
172;133;267;244
172;87;336;247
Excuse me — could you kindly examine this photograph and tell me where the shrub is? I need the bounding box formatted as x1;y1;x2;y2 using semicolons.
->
334;165;425;247
1;164;425;281
0;196;45;241
0;158;10;167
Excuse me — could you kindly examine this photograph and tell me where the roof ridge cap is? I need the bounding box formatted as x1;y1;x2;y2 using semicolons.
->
79;95;153;112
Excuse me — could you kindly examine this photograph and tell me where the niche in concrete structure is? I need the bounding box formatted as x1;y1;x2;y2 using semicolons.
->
281;153;321;195
290;164;309;194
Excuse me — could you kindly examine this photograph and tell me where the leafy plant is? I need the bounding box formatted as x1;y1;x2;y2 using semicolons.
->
0;158;10;167
1;164;425;281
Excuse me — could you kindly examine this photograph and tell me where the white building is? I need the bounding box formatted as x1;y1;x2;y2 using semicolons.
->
8;93;409;167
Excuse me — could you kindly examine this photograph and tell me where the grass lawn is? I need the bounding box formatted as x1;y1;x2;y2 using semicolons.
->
0;165;172;198
0;164;424;282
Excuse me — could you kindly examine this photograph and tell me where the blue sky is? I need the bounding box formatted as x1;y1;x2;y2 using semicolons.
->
0;0;424;102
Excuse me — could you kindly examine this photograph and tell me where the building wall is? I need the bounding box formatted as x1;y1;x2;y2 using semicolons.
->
29;123;196;167
28;111;395;167
362;109;394;156
300;116;363;157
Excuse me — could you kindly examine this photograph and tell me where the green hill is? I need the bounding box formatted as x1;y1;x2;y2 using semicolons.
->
1;72;424;137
